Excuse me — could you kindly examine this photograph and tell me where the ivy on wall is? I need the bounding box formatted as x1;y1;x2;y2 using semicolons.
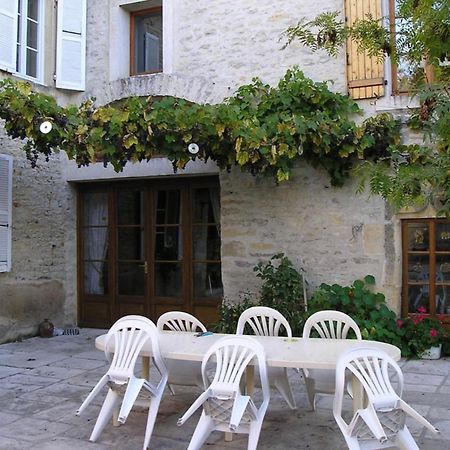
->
0;68;400;185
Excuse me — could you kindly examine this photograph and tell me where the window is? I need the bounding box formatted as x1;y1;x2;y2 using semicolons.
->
130;7;163;75
0;0;86;89
402;219;450;322
16;0;42;79
0;155;13;273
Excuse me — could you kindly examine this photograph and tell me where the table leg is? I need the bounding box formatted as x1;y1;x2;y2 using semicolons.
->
246;365;255;396
142;356;150;380
351;375;365;413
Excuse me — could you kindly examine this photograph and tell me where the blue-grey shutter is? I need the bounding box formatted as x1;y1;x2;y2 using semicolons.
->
0;154;13;272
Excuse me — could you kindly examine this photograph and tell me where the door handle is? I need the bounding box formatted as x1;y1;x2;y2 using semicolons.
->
139;261;148;274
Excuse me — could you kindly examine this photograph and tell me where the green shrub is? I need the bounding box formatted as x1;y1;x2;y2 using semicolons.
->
309;275;409;355
213;295;257;334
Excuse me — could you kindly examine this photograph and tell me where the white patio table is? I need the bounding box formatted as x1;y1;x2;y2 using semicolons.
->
95;331;401;413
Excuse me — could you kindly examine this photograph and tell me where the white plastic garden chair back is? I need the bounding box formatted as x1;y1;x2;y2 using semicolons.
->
157;311;207;393
333;347;439;449
236;306;296;409
177;336;270;450
76;315;168;450
303;310;362;340
157;311;207;333
236;306;292;337
302;310;362;410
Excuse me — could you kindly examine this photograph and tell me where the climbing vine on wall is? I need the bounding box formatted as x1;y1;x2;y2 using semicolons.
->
0;68;400;185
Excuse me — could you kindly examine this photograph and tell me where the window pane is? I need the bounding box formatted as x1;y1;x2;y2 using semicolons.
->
118;190;143;225
193;263;223;298
27;19;38;49
133;10;163;73
155;226;182;260
83;228;109;260
436;223;450;251
84;261;108;295
118;262;145;295
28;0;39;21
155;263;182;297
407;222;429;251
26;48;37;77
436;285;449;314
437;259;450;282
118;227;143;260
408;285;429;313
156;190;181;224
407;255;429;282
83;192;108;225
193;225;221;260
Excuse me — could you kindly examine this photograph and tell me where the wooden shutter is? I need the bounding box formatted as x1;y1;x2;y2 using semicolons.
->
0;155;13;272
345;0;385;99
56;0;86;91
0;1;18;72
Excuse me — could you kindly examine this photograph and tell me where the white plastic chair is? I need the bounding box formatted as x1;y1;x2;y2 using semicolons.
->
333;347;439;449
156;311;207;393
236;306;296;409
177;336;270;450
302;310;362;411
76;315;168;450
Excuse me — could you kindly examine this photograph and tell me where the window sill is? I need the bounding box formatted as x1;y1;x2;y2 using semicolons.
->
6;71;46;87
375;94;419;113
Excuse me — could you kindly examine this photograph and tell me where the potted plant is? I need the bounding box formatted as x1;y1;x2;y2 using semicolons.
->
397;307;448;359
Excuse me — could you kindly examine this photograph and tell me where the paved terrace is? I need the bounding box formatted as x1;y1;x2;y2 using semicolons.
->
0;329;448;450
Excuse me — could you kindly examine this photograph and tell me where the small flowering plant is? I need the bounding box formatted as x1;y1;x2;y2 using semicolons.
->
396;307;448;357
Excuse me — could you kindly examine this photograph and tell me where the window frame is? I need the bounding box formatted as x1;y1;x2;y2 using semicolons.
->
15;0;44;82
129;6;163;76
402;218;450;324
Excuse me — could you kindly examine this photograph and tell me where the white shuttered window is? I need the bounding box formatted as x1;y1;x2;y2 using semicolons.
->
56;0;86;91
0;1;19;72
0;155;13;272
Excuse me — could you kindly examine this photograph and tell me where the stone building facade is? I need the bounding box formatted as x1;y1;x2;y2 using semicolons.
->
0;0;441;343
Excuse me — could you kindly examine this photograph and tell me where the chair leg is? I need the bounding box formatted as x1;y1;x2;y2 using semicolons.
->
89;388;121;442
118;377;145;424
187;412;215;450
274;370;296;410
167;383;176;395
142;395;163;450
304;377;316;411
247;420;264;450
395;427;420;450
76;375;108;415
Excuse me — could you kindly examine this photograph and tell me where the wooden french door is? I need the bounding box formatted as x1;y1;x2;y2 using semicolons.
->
77;177;222;328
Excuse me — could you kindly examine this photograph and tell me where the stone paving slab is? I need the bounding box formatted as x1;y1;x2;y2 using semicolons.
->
0;329;447;449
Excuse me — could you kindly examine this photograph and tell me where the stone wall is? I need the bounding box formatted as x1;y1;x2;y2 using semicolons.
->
0;129;77;343
219;164;401;311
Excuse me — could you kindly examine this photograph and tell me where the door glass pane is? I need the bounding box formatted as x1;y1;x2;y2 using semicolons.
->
194;263;223;298
84;261;108;295
28;0;39;21
407;255;429;282
156;190;181;224
436;223;450;251
155;226;182;260
193;188;220;223
83;192;108;225
118;227;144;260
118;190;143;225
83;228;109;260
407;222;429;251
193;225;220;260
118;262;144;295
155;263;182;297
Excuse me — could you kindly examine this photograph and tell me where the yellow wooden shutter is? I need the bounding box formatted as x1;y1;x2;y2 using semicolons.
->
345;0;385;99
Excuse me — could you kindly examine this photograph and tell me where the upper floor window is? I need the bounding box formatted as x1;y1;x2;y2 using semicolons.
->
130;7;163;75
16;0;42;79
